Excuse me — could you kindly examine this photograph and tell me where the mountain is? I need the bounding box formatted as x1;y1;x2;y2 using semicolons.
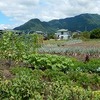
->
14;18;56;33
14;13;100;33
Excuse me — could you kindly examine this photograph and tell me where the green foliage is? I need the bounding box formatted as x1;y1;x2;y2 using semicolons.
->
0;30;100;99
0;32;43;66
90;28;100;39
0;67;100;100
23;54;74;72
14;14;100;33
0;67;43;100
14;19;56;33
44;69;70;82
73;28;100;39
84;58;100;73
67;71;100;89
81;31;90;39
72;33;81;39
23;53;100;74
47;33;55;39
0;31;18;59
72;58;100;73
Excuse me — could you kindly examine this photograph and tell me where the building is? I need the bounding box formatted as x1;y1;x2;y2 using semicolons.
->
55;29;71;40
35;31;44;35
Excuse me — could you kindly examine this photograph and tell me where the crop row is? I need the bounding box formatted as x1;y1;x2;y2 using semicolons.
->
0;67;100;100
23;54;100;73
38;46;100;56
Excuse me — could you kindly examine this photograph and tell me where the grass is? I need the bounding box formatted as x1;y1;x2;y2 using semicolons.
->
43;39;68;45
43;39;100;47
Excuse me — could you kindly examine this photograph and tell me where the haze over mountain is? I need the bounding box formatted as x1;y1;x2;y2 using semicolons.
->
14;13;100;33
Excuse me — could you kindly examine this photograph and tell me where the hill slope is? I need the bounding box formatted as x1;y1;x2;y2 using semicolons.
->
14;13;100;33
14;18;56;33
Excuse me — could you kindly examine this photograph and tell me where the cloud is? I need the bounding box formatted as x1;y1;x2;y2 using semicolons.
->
0;0;39;22
0;24;15;29
0;0;100;28
39;0;100;19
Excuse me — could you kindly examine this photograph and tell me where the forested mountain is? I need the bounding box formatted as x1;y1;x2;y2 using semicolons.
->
14;18;56;33
14;13;100;33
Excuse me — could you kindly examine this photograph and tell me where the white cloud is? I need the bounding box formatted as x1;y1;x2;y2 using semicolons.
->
0;0;100;29
0;24;15;29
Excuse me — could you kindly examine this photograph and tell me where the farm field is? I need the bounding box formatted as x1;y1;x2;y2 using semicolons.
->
0;32;100;100
43;39;100;49
1;0;100;99
39;39;100;60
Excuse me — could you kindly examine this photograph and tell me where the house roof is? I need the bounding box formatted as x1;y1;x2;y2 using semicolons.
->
35;31;44;34
57;29;68;32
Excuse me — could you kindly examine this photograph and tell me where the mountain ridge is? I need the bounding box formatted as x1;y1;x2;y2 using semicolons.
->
14;13;100;33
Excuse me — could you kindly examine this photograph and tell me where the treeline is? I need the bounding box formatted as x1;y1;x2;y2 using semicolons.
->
73;28;100;39
0;28;100;40
45;28;100;40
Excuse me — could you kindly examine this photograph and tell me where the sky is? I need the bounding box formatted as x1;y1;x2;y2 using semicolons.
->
0;0;100;29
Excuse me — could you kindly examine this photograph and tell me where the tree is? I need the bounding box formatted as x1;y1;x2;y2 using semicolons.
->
81;31;90;39
90;28;100;39
47;33;55;40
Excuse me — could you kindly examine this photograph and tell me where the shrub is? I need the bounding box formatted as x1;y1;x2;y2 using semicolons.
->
23;54;74;72
0;67;100;100
90;28;100;39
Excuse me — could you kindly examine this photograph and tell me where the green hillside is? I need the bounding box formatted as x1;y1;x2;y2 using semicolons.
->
14;13;100;33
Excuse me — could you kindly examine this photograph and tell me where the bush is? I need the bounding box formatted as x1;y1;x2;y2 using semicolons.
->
0;32;43;67
23;54;74;72
0;67;100;100
81;31;90;39
0;67;43;100
72;58;100;73
90;28;100;39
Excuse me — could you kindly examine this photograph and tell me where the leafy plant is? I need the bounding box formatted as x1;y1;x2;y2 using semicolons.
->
23;54;74;72
0;67;100;100
0;31;43;67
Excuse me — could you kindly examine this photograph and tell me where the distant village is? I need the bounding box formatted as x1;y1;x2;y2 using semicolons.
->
0;28;81;40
